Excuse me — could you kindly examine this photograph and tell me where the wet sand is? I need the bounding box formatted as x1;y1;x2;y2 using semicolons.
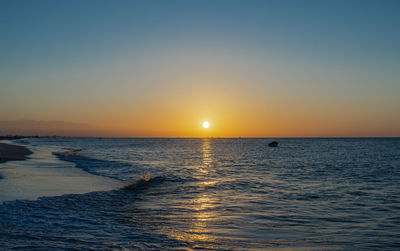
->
0;142;127;203
0;142;32;163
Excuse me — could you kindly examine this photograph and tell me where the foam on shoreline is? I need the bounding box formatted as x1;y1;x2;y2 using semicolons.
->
0;142;127;203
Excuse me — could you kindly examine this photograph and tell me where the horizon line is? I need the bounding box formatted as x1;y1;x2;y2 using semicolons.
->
1;135;399;139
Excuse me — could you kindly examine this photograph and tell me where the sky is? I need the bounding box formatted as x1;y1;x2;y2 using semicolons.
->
0;0;399;137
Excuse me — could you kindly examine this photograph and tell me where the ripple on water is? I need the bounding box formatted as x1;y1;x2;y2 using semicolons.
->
1;138;400;250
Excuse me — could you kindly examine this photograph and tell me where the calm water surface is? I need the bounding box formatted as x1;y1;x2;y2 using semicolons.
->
1;138;400;250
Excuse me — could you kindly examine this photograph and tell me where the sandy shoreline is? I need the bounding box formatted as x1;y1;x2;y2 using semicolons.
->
0;142;32;163
0;141;127;203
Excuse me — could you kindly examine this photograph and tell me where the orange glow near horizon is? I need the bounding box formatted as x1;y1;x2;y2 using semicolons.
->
1;42;399;138
1;39;399;138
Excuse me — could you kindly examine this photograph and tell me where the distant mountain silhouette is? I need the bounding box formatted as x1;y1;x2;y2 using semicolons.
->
0;120;101;137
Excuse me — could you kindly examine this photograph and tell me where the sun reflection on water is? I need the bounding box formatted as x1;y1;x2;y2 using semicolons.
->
199;138;212;174
171;138;219;246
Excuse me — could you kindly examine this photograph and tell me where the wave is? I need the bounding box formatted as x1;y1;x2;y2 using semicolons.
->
53;148;82;156
0;150;173;249
0;174;180;250
53;148;167;193
123;175;165;191
53;149;138;181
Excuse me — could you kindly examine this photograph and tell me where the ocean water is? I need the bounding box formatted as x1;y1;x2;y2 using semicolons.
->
1;138;400;250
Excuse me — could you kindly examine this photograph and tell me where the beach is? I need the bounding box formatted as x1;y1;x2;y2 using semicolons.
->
0;142;32;163
0;141;126;203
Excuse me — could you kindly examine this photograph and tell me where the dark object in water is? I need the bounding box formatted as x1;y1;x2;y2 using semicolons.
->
268;141;278;147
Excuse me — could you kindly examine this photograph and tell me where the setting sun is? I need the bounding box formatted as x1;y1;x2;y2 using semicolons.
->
1;1;399;250
202;121;210;129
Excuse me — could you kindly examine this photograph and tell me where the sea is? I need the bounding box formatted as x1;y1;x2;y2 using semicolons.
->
1;138;400;250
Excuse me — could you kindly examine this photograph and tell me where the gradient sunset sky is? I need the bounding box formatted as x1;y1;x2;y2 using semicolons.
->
1;0;399;137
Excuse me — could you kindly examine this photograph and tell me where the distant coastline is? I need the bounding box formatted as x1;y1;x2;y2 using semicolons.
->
0;135;60;140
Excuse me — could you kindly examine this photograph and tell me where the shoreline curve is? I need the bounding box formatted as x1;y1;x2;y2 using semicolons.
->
0;142;32;163
0;141;127;203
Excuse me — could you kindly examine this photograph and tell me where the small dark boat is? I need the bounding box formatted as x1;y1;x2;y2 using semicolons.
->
268;141;278;147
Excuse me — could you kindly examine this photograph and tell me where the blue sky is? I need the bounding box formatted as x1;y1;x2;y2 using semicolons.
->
1;0;399;70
